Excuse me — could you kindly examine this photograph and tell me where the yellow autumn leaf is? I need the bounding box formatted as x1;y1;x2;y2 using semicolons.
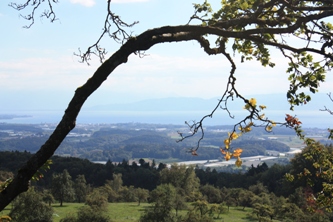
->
229;132;239;140
259;105;267;110
244;126;252;132
232;148;243;157
235;157;242;167
225;152;231;161
224;138;230;149
249;98;257;107
266;125;273;131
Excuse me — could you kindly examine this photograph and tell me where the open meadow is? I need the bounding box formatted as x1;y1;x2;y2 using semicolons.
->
1;202;267;222
51;202;259;222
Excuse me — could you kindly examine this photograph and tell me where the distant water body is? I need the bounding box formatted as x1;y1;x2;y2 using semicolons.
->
0;110;331;128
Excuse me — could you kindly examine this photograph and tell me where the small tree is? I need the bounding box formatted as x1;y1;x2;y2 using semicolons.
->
215;204;227;220
200;184;223;203
252;203;274;222
109;173;123;192
98;184;119;202
191;200;210;217
225;200;236;213
249;182;269;195
140;184;177;222
74;174;88;203
238;189;255;210
85;189;108;212
51;169;74;206
42;190;55;206
183;200;215;222
9;188;53;222
135;187;149;206
119;186;137;202
173;190;187;217
160;164;200;201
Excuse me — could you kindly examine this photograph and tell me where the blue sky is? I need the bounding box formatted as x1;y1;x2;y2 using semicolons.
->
1;0;333;112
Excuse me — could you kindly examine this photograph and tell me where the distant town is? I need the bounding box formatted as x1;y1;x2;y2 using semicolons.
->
0;122;331;172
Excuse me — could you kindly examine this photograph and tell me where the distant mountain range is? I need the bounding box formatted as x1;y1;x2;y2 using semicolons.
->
86;93;331;112
0;93;330;127
87;97;218;111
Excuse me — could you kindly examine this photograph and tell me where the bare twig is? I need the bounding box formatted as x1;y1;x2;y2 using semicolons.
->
74;0;138;64
320;93;333;115
9;0;59;28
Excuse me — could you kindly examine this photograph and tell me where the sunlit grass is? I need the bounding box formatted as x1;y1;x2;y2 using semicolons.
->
106;202;149;222
51;202;150;222
0;202;280;222
49;202;268;222
52;203;82;222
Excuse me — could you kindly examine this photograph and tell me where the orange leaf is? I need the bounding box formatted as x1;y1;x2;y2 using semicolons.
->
225;152;231;161
220;147;226;154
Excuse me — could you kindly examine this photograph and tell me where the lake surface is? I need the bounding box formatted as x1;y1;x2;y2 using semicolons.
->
0;109;331;128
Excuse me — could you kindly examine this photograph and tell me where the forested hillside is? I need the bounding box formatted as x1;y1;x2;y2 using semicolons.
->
0;150;293;193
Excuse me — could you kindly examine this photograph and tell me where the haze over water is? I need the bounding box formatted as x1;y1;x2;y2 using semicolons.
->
0;109;329;128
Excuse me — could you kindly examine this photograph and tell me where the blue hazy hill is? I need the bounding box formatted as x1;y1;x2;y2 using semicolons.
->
86;93;331;112
1;93;331;127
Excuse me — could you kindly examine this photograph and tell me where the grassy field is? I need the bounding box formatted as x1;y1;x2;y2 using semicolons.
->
51;202;260;222
1;202;263;222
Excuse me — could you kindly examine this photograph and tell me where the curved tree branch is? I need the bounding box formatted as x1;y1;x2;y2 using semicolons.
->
0;25;237;211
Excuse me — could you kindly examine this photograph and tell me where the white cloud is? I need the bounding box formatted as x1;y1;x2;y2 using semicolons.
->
70;0;95;7
1;49;332;105
0;56;97;90
103;52;291;98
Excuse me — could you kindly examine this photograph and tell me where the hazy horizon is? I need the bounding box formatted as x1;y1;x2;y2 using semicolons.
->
1;93;332;128
0;109;329;129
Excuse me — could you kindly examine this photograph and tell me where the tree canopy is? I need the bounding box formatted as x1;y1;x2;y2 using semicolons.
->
1;0;333;211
